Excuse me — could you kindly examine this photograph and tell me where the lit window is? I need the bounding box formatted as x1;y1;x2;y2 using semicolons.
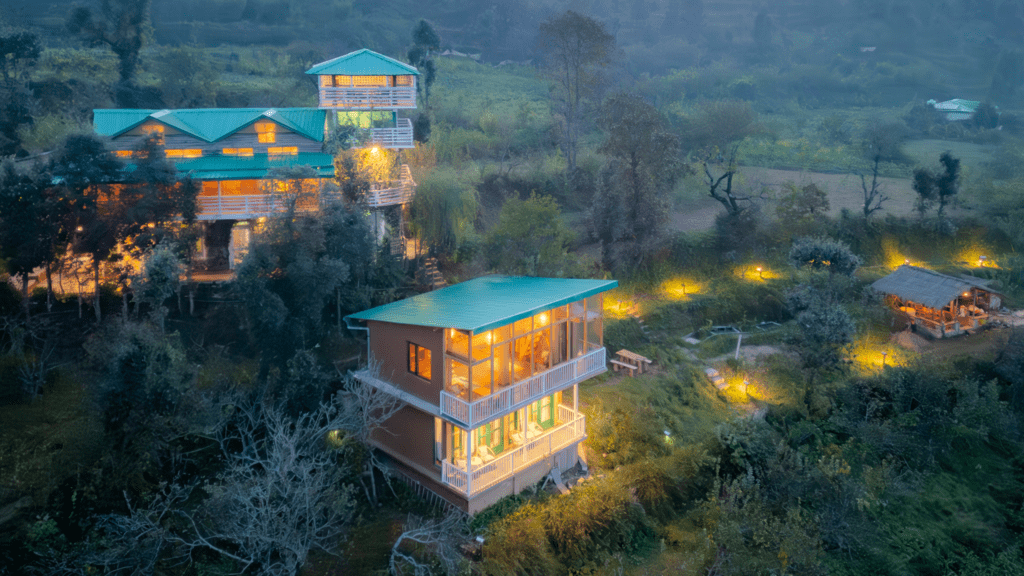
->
114;150;134;158
320;75;333;88
352;75;386;87
222;148;254;156
395;75;414;86
267;146;297;156
333;75;351;86
408;343;432;380
165;149;202;159
255;121;277;143
141;124;165;134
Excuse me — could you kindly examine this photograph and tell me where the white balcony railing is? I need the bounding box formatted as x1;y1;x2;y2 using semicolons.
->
196;166;416;219
442;405;586;497
364;165;416;208
440;345;606;427
363;118;414;149
318;86;417;109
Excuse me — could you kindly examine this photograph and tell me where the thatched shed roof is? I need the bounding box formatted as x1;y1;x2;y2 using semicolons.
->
871;265;992;309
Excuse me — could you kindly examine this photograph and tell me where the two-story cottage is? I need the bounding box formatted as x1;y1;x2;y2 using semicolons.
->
345;275;617;513
91;49;420;270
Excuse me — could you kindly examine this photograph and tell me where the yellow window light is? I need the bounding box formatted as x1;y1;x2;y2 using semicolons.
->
166;149;202;159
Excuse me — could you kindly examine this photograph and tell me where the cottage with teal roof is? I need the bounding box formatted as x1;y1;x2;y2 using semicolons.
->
345;275;617;513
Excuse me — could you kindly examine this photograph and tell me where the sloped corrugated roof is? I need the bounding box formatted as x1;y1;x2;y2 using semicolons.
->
932;98;980;113
346;275;618;333
173;152;335;180
94;108;326;142
870;265;992;309
306;49;419;76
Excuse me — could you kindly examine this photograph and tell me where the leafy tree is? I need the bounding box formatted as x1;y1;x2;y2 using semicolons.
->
0;32;40;90
593;92;681;273
776;182;830;225
409;168;478;260
912;152;961;218
0;160;64;314
537;11;615;178
51;133;123;321
154;46;220;108
233;200;394;373
485;194;575;276
407;20;440;108
67;0;150;85
788;236;862;276
133;242;182;332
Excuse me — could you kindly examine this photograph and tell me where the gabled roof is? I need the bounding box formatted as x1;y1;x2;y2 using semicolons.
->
870;265;995;309
173;152;335;180
306;49;419;76
94;108;326;143
346;275;618;333
930;98;980;113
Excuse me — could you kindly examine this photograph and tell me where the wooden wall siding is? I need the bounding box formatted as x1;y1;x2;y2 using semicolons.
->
109;132;322;155
368;321;444;405
371;405;438;474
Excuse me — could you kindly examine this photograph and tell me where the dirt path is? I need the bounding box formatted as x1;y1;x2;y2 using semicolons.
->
670;166;921;233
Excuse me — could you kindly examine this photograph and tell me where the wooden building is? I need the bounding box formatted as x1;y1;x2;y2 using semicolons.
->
345;276;617;513
91;49;421;271
871;265;1002;338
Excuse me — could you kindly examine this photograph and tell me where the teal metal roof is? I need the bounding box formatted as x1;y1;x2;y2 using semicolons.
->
174;152;335;180
346;275;618;333
94;108;326;142
306;49;419;76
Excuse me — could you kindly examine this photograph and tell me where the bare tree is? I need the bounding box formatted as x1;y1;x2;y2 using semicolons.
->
538;11;615;177
704;145;758;217
859;155;889;221
389;510;469;576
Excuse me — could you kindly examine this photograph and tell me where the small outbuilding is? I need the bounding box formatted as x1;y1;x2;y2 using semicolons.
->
871;265;1002;338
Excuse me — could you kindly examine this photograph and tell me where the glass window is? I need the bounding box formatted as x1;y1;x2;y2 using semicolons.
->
256;121;276;143
407;342;431;380
514;317;532;336
471;331;492;362
222;148;254;156
333;75;351;86
446;358;468;399
395;75;414;86
513;335;532;381
494;341;512;388
267;146;298;156
552;305;568;322
165;149;202;159
534;310;551;329
352;75;386;86
532;325;550;373
551;322;567;366
493;324;512;343
446;328;469;359
471;360;492;399
320;75;333;87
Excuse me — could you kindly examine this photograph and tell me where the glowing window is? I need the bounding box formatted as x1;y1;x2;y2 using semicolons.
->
333;75;351;86
114;150;134;158
141;124;165;134
352;75;386;86
267;146;297;156
255;121;277;143
222;148;254;156
408;343;432;380
165;149;202;159
395;75;414;86
320;75;333;87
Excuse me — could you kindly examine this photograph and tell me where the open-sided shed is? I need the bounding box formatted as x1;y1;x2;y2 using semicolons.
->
871;265;1001;338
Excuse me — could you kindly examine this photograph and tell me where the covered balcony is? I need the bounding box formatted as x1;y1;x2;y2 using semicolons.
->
318;85;417;109
440;345;604;427
439;296;604;427
442;404;585;497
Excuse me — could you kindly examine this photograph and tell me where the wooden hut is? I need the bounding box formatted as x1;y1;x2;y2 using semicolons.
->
871;265;1002;338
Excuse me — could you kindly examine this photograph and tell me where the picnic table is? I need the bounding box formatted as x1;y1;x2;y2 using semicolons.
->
611;349;653;376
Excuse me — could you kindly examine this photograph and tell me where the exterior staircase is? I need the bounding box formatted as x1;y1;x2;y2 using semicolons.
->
420;257;447;290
